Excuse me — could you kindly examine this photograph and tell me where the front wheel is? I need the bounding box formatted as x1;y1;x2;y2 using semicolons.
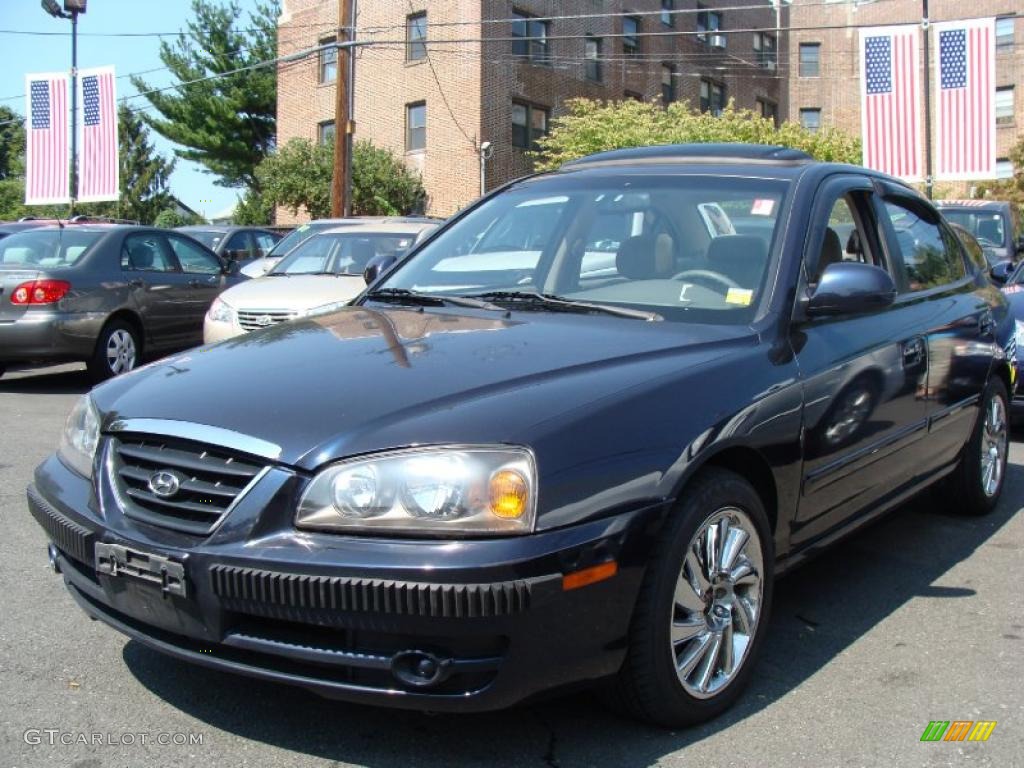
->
609;467;773;727
941;377;1009;516
88;320;140;384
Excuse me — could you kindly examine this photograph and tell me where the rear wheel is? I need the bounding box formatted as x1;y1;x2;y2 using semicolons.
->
941;377;1009;516
0;365;5;379
609;468;773;727
88;320;140;383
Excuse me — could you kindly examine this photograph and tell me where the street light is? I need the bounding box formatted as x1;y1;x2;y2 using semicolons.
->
40;0;87;211
479;141;493;197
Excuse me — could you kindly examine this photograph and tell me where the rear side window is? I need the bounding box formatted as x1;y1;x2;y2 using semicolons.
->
882;201;966;292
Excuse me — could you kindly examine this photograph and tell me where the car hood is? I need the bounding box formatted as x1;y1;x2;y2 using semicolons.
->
93;306;749;468
220;274;366;311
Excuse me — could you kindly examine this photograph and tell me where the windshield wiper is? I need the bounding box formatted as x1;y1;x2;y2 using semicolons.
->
365;287;502;311
470;291;662;321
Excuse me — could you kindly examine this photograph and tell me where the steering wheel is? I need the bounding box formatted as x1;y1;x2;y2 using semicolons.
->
672;269;740;292
976;237;998;248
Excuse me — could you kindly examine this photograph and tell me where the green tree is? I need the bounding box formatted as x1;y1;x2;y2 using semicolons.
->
975;133;1024;213
233;187;274;225
0;105;26;180
532;98;862;171
254;138;427;220
108;105;175;224
154;207;206;228
131;0;278;190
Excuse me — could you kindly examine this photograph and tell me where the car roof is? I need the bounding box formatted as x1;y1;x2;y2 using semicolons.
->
935;199;1008;211
306;216;444;225
560;143;815;170
317;222;437;235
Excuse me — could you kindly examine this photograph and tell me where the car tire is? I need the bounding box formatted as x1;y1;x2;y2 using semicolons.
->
0;365;5;379
88;319;140;384
940;377;1009;516
609;467;774;727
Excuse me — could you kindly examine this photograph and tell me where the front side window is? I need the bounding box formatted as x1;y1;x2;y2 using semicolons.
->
512;10;550;63
406;102;426;152
167;235;222;274
376;174;790;324
623;17;640;55
883;201;966;292
512;102;549;150
800;108;821;132
585;37;602;81
0;229;102;267
406;11;427;61
319;38;337;83
122;234;176;272
799;42;820;77
271;232;416;276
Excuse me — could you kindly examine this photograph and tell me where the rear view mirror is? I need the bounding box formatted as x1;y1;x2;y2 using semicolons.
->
806;262;896;317
989;261;1013;285
363;254;398;285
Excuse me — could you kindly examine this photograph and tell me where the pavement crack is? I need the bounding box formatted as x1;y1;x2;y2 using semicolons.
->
530;707;562;768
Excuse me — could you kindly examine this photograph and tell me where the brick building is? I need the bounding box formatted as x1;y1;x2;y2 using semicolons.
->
276;0;783;221
786;0;1023;185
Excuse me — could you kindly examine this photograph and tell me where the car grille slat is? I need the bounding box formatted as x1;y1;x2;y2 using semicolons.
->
111;436;267;536
237;309;298;332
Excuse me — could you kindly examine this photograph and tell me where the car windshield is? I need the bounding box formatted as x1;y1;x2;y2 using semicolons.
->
941;209;1006;248
183;230;224;249
375;174;789;323
266;222;338;258
0;229;104;268
270;231;417;276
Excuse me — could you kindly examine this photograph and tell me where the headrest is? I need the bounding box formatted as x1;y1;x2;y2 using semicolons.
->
705;235;768;288
846;228;862;255
616;235;672;280
818;227;843;278
977;219;1001;243
350;239;376;268
130;242;155;269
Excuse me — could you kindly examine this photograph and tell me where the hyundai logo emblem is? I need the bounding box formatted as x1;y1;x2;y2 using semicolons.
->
147;470;181;498
255;315;274;327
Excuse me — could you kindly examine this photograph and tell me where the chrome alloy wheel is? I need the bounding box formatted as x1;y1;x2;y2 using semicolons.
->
980;394;1007;498
105;329;137;375
670;507;764;699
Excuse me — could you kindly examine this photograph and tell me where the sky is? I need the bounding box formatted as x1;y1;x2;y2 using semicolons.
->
1;0;268;219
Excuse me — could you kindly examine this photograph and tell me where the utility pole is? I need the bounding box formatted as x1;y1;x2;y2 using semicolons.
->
922;0;933;199
330;0;354;217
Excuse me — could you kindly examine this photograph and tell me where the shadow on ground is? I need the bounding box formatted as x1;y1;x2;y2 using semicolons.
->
0;366;92;395
120;460;1024;767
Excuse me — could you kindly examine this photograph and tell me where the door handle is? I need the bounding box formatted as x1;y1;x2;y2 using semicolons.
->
127;279;144;289
902;337;925;368
188;279;201;289
978;312;995;338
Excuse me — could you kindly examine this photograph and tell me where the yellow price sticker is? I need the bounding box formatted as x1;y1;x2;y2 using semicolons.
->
725;288;754;306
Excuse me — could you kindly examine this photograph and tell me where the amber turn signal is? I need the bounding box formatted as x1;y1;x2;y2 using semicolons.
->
562;561;618;591
488;469;529;519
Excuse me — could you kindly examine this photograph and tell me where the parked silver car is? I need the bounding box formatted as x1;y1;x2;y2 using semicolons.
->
0;225;240;382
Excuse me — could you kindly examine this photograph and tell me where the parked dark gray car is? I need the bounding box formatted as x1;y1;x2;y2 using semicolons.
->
0;225;241;382
936;200;1024;265
174;225;282;263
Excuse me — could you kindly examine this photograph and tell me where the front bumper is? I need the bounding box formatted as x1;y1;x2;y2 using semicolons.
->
28;451;659;712
0;310;104;364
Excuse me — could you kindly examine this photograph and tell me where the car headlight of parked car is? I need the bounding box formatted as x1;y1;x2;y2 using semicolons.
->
207;297;236;324
296;446;536;535
58;395;100;478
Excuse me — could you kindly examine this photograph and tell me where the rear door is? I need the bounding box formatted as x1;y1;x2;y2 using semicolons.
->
164;233;225;345
120;232;194;349
874;189;992;476
792;176;930;546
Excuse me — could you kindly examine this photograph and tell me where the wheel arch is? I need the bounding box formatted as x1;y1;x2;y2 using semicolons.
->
97;309;145;355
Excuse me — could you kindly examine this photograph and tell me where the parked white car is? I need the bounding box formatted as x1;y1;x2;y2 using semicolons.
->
204;221;437;343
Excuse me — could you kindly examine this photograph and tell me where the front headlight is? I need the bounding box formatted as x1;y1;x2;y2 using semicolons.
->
57;395;100;478
296;446;536;535
207;297;236;324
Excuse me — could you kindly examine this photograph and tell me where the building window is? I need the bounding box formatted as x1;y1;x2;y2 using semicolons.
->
757;98;778;126
623;17;640;55
996;17;1014;53
753;32;776;69
661;0;674;27
406;12;427;61
800;108;821;132
406;102;426;152
996;158;1013;179
996;86;1014;125
585;36;602;81
662;64;675;103
318;120;335;145
512;101;549;150
319;37;337;83
700;80;725;116
697;8;722;45
799;43;820;77
512;10;550;63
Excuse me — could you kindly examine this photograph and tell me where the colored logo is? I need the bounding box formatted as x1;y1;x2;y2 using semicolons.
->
147;470;182;499
920;720;997;742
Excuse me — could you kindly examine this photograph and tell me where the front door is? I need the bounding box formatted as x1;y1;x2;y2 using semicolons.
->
121;232;194;350
791;177;930;547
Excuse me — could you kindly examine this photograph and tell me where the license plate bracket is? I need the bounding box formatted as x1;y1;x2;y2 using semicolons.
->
95;543;187;598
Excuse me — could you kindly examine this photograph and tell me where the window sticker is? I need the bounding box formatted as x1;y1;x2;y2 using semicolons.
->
678;283;693;302
751;199;775;216
725;287;754;306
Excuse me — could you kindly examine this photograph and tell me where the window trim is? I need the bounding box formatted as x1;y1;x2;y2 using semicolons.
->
584;35;603;82
318;120;336;146
406;11;427;62
799;42;821;78
995;85;1015;125
623;15;641;55
511;8;551;64
661;63;676;103
696;7;722;44
511;100;550;151
699;78;726;116
996;16;1015;52
318;36;338;84
799;107;822;132
660;0;674;28
405;101;426;153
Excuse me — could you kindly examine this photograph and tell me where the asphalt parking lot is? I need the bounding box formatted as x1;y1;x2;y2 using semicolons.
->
1;363;1022;768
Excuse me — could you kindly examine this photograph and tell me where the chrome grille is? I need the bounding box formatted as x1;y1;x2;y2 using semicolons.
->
110;436;266;535
237;309;297;332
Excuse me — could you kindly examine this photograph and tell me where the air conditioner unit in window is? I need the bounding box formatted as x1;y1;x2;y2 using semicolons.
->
763;59;776;71
709;33;727;49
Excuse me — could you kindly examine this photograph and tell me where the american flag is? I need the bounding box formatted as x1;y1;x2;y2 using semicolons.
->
77;66;119;202
934;19;995;180
859;26;921;181
24;73;70;205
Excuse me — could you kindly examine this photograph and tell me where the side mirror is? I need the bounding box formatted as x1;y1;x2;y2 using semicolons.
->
989;261;1013;285
363;254;398;285
806;262;896;317
221;259;240;276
